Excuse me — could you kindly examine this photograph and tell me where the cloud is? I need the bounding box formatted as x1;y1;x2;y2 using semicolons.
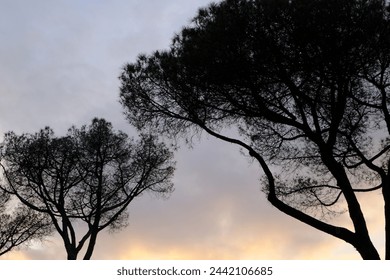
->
0;0;214;136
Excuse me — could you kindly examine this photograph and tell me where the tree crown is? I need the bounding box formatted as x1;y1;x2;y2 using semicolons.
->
0;118;175;259
120;0;390;259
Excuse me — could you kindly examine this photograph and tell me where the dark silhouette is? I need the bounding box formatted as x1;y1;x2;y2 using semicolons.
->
119;0;390;259
0;118;174;259
0;189;51;256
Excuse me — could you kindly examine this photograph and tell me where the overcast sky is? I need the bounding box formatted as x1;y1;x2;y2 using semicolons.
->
0;0;384;260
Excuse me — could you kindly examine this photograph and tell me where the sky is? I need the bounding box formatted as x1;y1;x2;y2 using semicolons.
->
0;0;385;260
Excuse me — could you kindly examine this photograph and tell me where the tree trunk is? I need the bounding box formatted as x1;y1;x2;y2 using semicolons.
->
383;174;390;260
354;239;381;260
66;249;78;260
63;233;78;260
83;232;98;260
314;146;380;259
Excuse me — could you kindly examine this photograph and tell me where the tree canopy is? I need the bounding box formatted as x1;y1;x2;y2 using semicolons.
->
0;118;174;259
119;0;390;259
0;189;51;256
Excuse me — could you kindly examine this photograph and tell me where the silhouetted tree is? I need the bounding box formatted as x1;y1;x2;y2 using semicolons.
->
0;118;174;259
0;189;51;256
119;0;390;259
